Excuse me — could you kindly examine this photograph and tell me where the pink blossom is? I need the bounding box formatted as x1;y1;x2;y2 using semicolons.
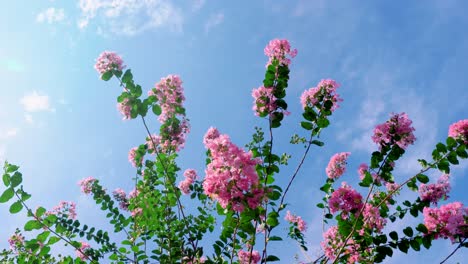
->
362;204;386;232
129;189;140;199
178;169;198;195
159;117;190;152
300;79;342;111
252;86;281;117
78;176;96;194
203;127;221;146
146;134;161;154
94;51;125;76
238;249;261;264
326;152;351;179
112;188;128;210
357;163;381;184
448;119;468;144
419;174;451;205
8;231;24;253
372;112;416;150
148;75;185;123
128;147;143;167
321;226;367;263
264;39;297;67
117;98;132;120
47;201;77;220
423;202;468;242
285;210;307;232
328;182;363;219
202;128;264;212
385;182;400;193
131;208;143;217
76;241;91;260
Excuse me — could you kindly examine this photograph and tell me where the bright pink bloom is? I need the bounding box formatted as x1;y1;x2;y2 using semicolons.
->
178;169;198;195
76;242;91;260
128;189;140;199
362;204;386;232
328;182;363;219
148;75;185;123
128;147;143;167
419;174;451;205
94;51;125;76
326;152;351;179
117;98;132;120
264;39;297;67
112;188;128;210
423;202;468;242
372;112;416;150
321;226;368;263
252;86;277;117
385;182;400;193
238;249;261;264
202;128;264;212
131;208;143;217
448;119;468;144
285;210;307;232
300;79;342;111
146;134;161;154
78;176;96;194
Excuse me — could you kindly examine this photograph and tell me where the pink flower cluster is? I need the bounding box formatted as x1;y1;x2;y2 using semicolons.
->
372;112;416;150
362;204;386;232
419;174;451;205
112;188;129;210
128;147;143;167
423;202;468;242
202;127;264;212
448;119;468;144
78;176;96;194
300;79;342;111
264;39;297;67
178;169;198;195
148;75;186;123
285;210;307;232
183;256;206;264
47;201;77;220
326;152;351;179
8;231;24;253
238;249;261;264
321;226;366;263
146;134;161;154
76;241;91;260
94;51;125;75
328;182;363;219
358;163;381;184
159;117;190;152
117;98;132;120
251;86;278;117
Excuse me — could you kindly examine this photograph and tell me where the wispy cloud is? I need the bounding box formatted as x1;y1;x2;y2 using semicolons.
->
24;114;34;124
77;0;184;35
204;12;224;33
19;91;52;112
192;0;206;12
0;128;19;139
36;8;66;24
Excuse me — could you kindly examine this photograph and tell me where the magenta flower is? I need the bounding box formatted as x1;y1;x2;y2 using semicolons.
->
94;51;125;76
78;176;96;194
448;119;468;144
423;202;468;242
264;39;297;67
252;86;278;117
112;188;129;210
178;169;198;195
300;79;342;111
117;98;132;120
326;152;351;179
146;134;161;154
47;201;77;220
419;174;451;205
362;204;386;232
328;182;363;219
238;249;261;264
372;112;416;150
128;147;143;167
285;210;307;232
148;74;185;123
8;231;25;253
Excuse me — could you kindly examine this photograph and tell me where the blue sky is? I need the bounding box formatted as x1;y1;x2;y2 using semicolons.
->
0;0;467;263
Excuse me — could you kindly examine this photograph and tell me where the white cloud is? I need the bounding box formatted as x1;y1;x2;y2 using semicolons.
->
77;0;184;35
24;114;34;124
204;12;224;33
36;8;66;24
0;128;19;139
19;91;52;112
192;0;205;12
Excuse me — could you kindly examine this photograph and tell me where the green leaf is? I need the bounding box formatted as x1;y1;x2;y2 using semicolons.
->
389;231;398;241
317;118;330;128
2;173;10;187
359;171;373;187
416;174;429;184
316;203;325;209
300;121;313;130
6;164;19;173
311;140;324;147
265;255;280;262
101;71;113;81
36;207;46;218
25;220;43;231
416;223;428;234
122;69;133;84
398;240;409;253
10;172;22;188
269;236;282;241
0;188;14;203
446;137;456;148
436;143;447;153
403;227;413;237
410;240;420;251
152;104;162;116
9;201;23;214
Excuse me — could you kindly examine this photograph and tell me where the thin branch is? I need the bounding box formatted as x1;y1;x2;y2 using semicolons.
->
440;238;467;264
